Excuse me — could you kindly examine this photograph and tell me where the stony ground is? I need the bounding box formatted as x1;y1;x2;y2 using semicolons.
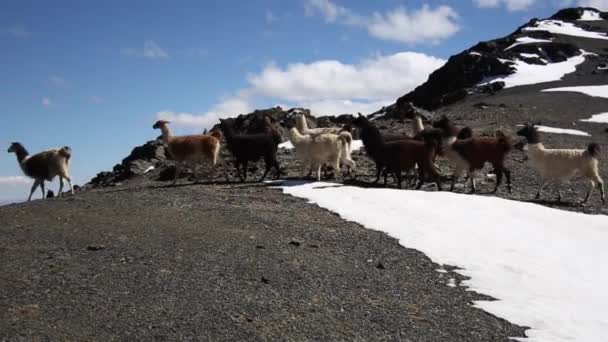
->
0;177;526;341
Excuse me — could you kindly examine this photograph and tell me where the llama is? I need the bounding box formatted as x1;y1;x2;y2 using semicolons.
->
438;128;512;194
517;123;604;204
295;113;356;177
7;143;74;201
352;113;443;189
433;115;473;140
153;120;226;184
284;118;353;182
218;118;281;182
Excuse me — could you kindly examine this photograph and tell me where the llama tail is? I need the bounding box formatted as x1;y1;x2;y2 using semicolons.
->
588;143;600;158
338;131;352;145
457;126;473;140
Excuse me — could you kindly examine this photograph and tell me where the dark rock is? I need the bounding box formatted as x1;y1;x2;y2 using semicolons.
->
46;190;55;199
260;276;270;284
376;262;386;270
86;244;105;251
289;240;301;247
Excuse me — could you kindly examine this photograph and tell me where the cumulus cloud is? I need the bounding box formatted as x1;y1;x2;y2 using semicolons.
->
42;97;52;108
304;0;460;44
122;40;169;59
248;52;445;102
578;0;608;10
473;0;536;11
156;95;252;129
157;51;445;128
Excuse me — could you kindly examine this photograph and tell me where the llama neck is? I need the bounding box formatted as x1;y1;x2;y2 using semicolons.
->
360;125;385;152
159;125;173;144
13;145;29;163
296;115;309;132
413;116;424;134
288;127;308;145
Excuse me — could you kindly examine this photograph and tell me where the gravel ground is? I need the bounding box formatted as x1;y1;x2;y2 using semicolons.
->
0;176;526;341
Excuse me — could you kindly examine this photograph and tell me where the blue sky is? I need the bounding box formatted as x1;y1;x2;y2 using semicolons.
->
1;0;604;202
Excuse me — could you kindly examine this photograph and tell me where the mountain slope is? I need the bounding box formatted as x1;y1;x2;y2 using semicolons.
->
391;7;608;113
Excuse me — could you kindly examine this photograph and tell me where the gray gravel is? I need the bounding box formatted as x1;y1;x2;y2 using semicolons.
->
0;176;526;341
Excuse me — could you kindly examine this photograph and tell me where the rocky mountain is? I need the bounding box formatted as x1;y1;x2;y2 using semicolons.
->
385;7;608;114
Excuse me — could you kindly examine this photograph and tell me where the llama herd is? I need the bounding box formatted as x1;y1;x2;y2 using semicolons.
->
6;112;605;205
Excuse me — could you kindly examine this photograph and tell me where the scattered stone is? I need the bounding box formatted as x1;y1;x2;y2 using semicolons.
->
376;262;386;270
260;276;270;284
86;244;105;251
46;190;55;198
289;240;301;247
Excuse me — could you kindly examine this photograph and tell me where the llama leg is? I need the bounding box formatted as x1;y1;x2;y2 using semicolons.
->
28;180;40;201
40;181;46;199
273;160;281;180
334;160;341;182
242;161;248;182
396;172;403;189
259;160;271;182
316;164;322;182
583;180;596;203
173;162;182;185
416;167;424;190
468;170;478;194
504;168;512;193
599;180;605;204
450;167;463;192
492;166;503;194
535;181;546;200
58;177;64;197
383;169;389;186
374;165;382;184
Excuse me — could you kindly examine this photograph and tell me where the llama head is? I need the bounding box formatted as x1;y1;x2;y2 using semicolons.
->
7;142;21;153
281;117;297;130
516;123;539;142
153;120;170;129
432;115;451;131
352;112;369;128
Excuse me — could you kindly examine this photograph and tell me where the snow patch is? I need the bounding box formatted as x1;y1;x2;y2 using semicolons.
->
505;37;552;51
144;166;155;174
278;141;294;150
480;53;586;88
278;182;608;342
280;139;364;151
578;10;602;21
534;125;591;136
581;113;608;124
543;85;608;99
469;51;482;56
524;20;608;40
519;53;540;59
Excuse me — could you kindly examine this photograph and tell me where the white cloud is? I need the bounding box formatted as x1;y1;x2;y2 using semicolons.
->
368;5;460;44
304;0;460;44
473;0;536;11
248;52;445;102
578;0;608;10
42;97;52;108
122;40;169;59
49;75;66;87
156;95;252;129
156;51;444;128
0;176;30;186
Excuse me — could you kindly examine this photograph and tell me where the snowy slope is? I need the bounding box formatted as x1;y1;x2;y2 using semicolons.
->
279;182;608;342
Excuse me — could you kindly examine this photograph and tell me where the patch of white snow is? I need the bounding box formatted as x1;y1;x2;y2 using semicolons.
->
533;125;591;136
543;85;608;99
581;113;608;124
278;141;294;150
524;20;608;40
278;182;608;342
578;10;602;21
480;53;587;88
505;37;552;51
